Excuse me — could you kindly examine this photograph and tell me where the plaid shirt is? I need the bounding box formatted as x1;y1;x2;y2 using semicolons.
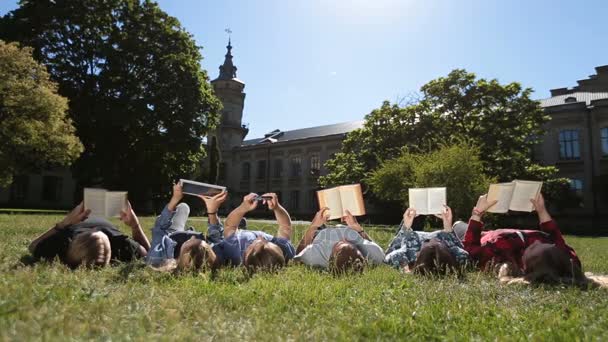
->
384;223;469;269
463;219;581;270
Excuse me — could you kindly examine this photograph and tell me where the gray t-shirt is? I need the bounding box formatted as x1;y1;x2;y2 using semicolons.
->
294;227;385;268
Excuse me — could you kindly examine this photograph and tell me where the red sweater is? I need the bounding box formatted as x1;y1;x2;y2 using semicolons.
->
463;219;580;271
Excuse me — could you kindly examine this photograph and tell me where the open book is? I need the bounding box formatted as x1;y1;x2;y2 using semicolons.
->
84;188;127;218
180;179;226;197
317;184;366;220
408;187;446;215
487;180;543;213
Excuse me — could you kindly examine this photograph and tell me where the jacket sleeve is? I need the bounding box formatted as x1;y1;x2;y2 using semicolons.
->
463;219;484;261
207;220;224;244
538;219;565;247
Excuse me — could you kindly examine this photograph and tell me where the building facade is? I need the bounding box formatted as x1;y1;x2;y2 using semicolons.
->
536;65;608;217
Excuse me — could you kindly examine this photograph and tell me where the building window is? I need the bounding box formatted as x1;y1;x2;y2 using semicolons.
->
569;179;583;196
257;160;267;180
273;159;283;178
290;156;302;178
10;175;29;201
559;129;581;160
308;190;318;210
601;127;608;156
42;176;62;202
309;154;320;177
241;162;250;181
289;190;299;210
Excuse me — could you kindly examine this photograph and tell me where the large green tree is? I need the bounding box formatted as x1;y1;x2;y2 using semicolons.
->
0;40;82;187
320;69;573;210
1;0;221;207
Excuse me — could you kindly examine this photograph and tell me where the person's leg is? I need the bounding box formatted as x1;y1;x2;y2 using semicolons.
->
169;203;190;233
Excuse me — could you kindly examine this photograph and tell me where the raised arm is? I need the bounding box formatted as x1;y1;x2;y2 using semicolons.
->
435;205;453;232
342;210;371;241
263;193;292;240
296;207;329;253
463;195;497;255
29;202;91;253
530;194;565;246
200;191;228;225
224;193;258;237
120;201;150;253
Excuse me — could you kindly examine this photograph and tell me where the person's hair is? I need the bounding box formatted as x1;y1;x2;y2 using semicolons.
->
328;240;365;274
243;237;285;274
522;241;584;285
413;239;458;276
65;231;111;268
176;238;216;272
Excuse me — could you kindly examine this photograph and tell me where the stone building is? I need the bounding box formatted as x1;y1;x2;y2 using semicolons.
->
536;65;608;217
208;40;363;217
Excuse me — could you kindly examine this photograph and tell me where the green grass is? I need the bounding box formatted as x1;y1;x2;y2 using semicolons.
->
1;214;607;341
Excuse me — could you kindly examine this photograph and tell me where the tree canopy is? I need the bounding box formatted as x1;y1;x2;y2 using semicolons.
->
0;40;82;187
1;0;221;207
320;69;573;211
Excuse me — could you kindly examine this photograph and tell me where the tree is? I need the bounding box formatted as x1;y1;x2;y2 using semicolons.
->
1;0;221;207
0;40;82;187
367;143;494;220
320;69;555;208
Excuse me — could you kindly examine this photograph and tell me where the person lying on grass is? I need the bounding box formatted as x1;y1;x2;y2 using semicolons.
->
28;201;150;268
211;193;296;274
460;193;581;280
146;182;227;272
293;208;384;273
384;206;469;275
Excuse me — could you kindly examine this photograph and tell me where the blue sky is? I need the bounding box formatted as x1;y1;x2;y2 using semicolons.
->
2;0;608;139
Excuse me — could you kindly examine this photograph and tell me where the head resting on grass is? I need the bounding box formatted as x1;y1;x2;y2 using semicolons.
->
329;240;365;274
176;237;217;272
243;237;285;274
65;231;111;268
413;238;458;276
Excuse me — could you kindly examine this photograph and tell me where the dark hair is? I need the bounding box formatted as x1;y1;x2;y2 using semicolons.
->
413;238;458;276
522;241;584;285
243;237;285;274
329;240;365;274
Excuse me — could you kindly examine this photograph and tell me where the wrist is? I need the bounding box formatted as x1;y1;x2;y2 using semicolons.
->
54;223;66;230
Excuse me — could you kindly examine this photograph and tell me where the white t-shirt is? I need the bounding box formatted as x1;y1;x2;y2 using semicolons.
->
294;227;385;268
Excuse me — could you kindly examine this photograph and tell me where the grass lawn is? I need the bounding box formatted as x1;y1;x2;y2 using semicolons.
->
1;214;607;341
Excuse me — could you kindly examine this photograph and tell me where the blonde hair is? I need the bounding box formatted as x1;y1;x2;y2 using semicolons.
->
176;238;216;272
65;231;111;268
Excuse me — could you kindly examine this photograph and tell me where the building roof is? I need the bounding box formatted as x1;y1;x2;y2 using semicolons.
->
242;120;365;146
539;92;608;108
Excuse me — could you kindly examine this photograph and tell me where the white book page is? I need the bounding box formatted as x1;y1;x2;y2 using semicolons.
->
486;183;514;213
509;180;542;212
409;188;429;215
317;188;343;220
338;184;366;217
427;187;447;215
105;191;127;217
84;188;107;218
180;179;225;196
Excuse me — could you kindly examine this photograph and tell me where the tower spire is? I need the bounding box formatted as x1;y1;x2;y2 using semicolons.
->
217;30;237;80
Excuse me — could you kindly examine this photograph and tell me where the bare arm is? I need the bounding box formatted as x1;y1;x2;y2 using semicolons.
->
343;210;371;241
224;193;258;237
120;201;150;252
296;207;329;253
263;193;292;240
200;191;228;225
30;203;91;253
